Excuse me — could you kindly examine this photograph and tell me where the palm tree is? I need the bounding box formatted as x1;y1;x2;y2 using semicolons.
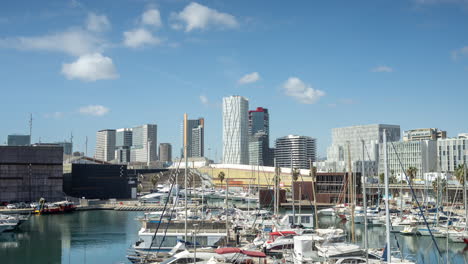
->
406;166;418;184
292;168;300;182
218;171;225;185
379;173;385;184
150;174;159;190
455;164;466;186
432;177;447;204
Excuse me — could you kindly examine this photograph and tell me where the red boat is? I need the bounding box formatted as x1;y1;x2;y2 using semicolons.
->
34;201;76;215
464;238;468;244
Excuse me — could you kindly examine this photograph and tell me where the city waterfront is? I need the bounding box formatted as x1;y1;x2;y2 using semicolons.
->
1;208;468;263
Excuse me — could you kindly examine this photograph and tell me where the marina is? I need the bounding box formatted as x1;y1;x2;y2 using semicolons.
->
1;196;468;263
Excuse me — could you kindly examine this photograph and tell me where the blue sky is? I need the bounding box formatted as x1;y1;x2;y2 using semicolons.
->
1;0;468;159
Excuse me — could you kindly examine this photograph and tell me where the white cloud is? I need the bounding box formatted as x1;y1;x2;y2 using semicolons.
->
414;0;468;4
79;105;109;116
371;65;393;73
238;72;260;84
199;95;209;105
171;2;239;32
61;53;118;81
282;77;325;104
44;112;64;119
86;13;111;32
452;46;468;60
142;9;162;27
123;28;162;48
0;29;104;56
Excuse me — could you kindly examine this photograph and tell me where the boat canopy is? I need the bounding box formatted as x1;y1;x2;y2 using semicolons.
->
215;248;266;258
269;231;297;236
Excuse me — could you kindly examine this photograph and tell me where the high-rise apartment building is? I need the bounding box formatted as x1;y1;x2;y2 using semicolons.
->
115;128;132;163
130;124;157;163
223;96;249;165
403;128;447;142
182;116;204;158
95;129;116;162
159;143;172;163
7;134;31;146
438;137;468;172
275;135;317;169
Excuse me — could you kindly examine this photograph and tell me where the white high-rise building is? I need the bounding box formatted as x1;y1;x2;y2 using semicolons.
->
275;135;317;169
379;140;437;180
95;129;116;162
223;96;249;164
438;137;468;172
326;124;400;174
130;124;157;163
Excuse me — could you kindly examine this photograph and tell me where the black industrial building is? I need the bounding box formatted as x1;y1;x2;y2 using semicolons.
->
63;163;136;199
0;146;64;203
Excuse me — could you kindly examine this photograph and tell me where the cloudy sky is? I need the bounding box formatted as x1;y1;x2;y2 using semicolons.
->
1;0;468;159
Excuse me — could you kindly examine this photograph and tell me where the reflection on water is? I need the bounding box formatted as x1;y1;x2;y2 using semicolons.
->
320;214;468;264
0;211;142;264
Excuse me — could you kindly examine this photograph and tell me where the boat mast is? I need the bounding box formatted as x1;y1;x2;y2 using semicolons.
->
310;159;319;229
274;158;277;216
183;113;188;242
291;154;295;225
464;162;467;232
225;170;229;245
361;140;368;263
347;142;355;243
383;129;391;263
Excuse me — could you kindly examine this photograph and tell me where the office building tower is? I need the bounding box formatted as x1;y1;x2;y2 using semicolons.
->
7;134;31;146
131;124;157;163
275;135;317;169
248;107;272;166
326;124;400;173
403;128;447;142
379;140;437;180
95;129;116;162
438;137;468;172
56;141;73;155
249;107;269;137
182;116;204;158
223;96;249;164
249;132;272;166
159;143;172;163
115;128;132;163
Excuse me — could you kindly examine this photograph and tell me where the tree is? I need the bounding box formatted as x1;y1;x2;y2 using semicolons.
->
432;177;447;195
455;164;466;186
379;173;385;184
150;174;159;189
406;166;418;184
292;168;300;182
218;171;225;184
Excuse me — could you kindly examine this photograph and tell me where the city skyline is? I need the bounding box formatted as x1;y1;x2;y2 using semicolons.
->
1;1;468;159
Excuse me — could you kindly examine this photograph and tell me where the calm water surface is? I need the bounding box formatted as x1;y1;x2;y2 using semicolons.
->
0;211;142;264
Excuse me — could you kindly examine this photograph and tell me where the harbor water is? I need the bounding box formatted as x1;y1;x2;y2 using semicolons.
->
1;207;468;263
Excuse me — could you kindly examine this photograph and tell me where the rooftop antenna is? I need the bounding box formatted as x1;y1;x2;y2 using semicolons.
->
29;113;33;145
85;136;88;157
